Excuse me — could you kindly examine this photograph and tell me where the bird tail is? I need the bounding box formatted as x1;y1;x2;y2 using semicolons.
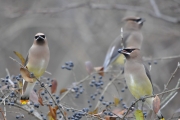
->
157;110;165;120
20;80;36;104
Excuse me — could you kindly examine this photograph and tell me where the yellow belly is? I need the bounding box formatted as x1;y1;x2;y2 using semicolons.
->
113;54;125;65
27;65;45;78
126;74;153;99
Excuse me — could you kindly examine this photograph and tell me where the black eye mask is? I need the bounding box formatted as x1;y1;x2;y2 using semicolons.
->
35;35;45;40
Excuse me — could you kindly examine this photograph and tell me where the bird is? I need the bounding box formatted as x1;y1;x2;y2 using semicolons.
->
103;17;145;72
20;33;50;104
118;47;164;120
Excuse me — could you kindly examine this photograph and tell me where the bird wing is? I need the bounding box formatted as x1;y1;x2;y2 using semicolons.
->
24;53;29;66
143;63;154;93
103;32;131;69
103;35;122;68
22;53;29;94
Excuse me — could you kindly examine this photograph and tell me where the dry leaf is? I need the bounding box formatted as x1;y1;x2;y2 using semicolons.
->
94;66;104;76
60;88;68;95
64;111;67;118
51;79;57;94
13;51;25;65
134;110;144;120
105;116;116;120
20;67;34;83
89;107;98;115
38;96;44;106
153;95;160;114
85;61;94;75
47;106;58;120
30;90;38;104
114;97;120;106
48;105;57;120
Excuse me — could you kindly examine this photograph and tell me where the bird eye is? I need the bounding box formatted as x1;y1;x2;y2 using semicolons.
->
35;36;38;39
124;49;134;53
40;35;45;39
136;18;142;22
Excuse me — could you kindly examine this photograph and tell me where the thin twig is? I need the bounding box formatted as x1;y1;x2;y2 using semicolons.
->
89;3;180;23
95;72;122;109
72;69;77;82
62;104;104;120
161;62;180;98
25;2;180;23
165;62;180;88
144;55;180;61
150;0;161;17
60;75;90;101
45;71;52;75
14;103;41;120
161;92;178;110
5;68;14;87
161;78;180;109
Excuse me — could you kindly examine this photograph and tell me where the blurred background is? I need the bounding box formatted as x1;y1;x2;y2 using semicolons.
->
0;0;180;119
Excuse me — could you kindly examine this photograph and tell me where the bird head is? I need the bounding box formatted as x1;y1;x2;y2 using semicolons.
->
122;17;145;30
118;47;140;59
34;33;46;45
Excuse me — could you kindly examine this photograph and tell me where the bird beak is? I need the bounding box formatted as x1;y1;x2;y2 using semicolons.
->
141;18;146;22
138;18;146;25
118;49;130;55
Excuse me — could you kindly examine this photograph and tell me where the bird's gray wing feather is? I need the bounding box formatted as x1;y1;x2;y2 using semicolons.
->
22;53;29;94
24;53;29;66
143;64;154;93
103;35;122;68
103;32;130;68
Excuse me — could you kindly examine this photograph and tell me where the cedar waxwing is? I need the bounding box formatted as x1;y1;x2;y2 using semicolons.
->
20;33;50;104
103;17;145;71
118;48;164;120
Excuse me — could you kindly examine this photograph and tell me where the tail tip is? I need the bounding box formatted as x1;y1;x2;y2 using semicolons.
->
20;95;29;105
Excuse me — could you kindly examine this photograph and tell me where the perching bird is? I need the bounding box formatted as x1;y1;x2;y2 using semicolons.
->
20;33;50;104
118;47;164;120
103;17;145;71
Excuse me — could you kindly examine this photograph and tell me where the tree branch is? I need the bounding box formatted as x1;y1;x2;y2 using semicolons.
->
14;103;42;120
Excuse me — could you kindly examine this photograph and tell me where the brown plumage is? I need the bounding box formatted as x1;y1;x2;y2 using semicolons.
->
103;16;145;71
20;33;50;104
119;47;164;120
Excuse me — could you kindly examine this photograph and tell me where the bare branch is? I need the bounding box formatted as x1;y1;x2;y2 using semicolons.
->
14;103;42;120
161;77;180;109
95;72;123;110
25;2;180;23
161;62;180;98
59;75;91;101
144;55;180;61
150;0;161;17
165;62;180;88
